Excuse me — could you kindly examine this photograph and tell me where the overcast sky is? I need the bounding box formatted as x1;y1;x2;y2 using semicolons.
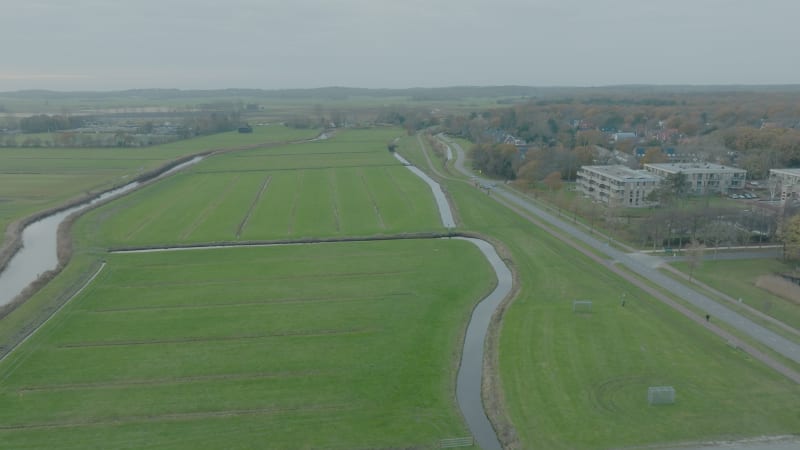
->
1;0;798;91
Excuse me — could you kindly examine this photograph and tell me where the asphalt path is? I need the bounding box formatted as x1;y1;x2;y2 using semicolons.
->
439;135;800;379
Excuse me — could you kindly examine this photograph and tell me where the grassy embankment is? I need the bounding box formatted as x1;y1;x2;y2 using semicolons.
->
670;258;800;332
399;134;800;449
0;127;492;449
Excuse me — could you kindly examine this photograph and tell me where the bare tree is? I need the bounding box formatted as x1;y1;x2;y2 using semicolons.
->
685;240;706;281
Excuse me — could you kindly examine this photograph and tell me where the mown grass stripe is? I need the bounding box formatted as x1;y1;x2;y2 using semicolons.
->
58;328;376;349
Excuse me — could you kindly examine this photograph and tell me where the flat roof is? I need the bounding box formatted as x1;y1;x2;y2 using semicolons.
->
644;162;746;173
770;168;800;176
580;165;660;182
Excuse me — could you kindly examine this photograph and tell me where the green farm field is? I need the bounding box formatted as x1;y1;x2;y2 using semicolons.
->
81;128;443;247
0;125;318;246
0;240;493;449
401;137;800;449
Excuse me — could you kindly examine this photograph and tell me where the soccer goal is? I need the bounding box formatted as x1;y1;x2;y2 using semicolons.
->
648;386;676;405
572;300;593;313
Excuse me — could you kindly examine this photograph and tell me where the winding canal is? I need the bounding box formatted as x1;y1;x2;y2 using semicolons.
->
0;156;204;307
0;148;510;449
394;151;508;450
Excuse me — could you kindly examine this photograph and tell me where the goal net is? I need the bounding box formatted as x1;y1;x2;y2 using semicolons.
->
648;386;675;405
572;300;593;313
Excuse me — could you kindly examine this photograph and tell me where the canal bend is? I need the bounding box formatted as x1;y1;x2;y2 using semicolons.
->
0;150;509;449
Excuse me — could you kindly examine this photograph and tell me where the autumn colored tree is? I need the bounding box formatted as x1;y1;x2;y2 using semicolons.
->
543;171;563;191
780;214;800;260
641;147;668;165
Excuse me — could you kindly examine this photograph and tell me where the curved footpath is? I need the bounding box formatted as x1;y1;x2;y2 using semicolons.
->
439;135;800;380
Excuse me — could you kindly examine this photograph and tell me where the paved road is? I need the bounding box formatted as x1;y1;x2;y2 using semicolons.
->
439;135;800;376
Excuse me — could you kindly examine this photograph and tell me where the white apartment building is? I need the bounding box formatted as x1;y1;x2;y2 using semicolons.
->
768;168;800;202
577;165;661;208
644;163;746;194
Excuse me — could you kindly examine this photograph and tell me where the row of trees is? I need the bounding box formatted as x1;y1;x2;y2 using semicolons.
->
19;114;87;133
470;144;519;179
635;206;776;250
176;111;241;138
0;111;243;148
0;132;178;148
470;142;597;185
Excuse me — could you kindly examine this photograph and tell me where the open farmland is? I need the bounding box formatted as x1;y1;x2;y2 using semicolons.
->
0;240;493;449
0;125;318;247
83;128;443;247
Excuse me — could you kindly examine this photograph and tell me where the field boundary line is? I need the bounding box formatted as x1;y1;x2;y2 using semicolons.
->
18;369;332;393
179;174;241;240
108;231;464;253
57;327;375;349
0;404;352;431
0;262;106;365
287;171;304;236
194;163;399;174
123;177;197;241
359;169;386;230
236;175;272;238
87;292;414;313
329;171;341;232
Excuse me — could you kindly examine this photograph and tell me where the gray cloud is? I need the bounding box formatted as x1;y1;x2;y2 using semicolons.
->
1;0;798;90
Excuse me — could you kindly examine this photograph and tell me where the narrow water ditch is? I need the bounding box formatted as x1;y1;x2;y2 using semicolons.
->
1;147;510;449
0;156;205;308
394;152;507;450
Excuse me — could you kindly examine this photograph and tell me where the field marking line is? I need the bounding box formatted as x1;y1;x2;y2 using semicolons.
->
88;292;414;313
359;168;386;230
236;175;272;238
286;171;304;236
178;174;241;240
0;404;353;431
57;327;375;349
329;170;341;232
122;182;192;241
17;369;332;393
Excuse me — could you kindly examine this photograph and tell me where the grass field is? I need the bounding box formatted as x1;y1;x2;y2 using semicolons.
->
0;125;318;246
80;128;443;247
0;240;493;449
5;126;799;450
401;136;800;449
671;258;800;331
